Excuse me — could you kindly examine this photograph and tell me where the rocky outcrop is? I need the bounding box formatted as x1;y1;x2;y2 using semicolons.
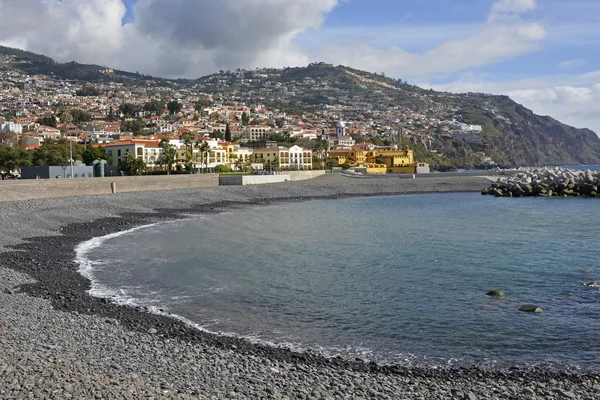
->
482;168;600;198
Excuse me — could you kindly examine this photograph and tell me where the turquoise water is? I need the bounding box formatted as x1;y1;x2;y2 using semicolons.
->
80;193;600;369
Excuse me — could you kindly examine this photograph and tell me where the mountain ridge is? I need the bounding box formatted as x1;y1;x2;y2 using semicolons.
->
1;46;599;168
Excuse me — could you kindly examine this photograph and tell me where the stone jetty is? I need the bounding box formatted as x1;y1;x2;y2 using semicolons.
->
481;168;600;198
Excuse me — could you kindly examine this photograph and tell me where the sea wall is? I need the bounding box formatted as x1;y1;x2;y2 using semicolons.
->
482;168;600;197
275;170;327;181
219;174;291;185
0;174;219;202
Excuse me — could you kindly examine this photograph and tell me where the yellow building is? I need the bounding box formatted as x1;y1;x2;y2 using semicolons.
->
329;145;429;174
252;145;313;170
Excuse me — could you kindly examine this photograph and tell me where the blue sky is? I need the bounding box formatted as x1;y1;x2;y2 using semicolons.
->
0;0;598;133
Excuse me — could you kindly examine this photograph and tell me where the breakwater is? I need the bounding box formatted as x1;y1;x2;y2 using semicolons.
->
481;168;600;198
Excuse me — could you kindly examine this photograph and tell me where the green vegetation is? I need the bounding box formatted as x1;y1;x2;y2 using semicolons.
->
75;86;101;96
144;100;165;115
167;100;182;115
121;119;147;134
69;109;92;125
32;138;83;166
37;116;57;128
157;139;177;174
82;144;110;166
0;145;32;177
214;164;232;173
118;152;146;176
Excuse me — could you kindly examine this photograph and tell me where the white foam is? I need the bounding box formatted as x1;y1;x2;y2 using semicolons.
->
75;222;161;299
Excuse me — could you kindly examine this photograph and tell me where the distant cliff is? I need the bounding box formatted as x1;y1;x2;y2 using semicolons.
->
456;96;600;167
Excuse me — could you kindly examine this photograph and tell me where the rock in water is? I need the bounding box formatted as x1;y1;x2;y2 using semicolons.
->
486;289;505;297
519;304;543;313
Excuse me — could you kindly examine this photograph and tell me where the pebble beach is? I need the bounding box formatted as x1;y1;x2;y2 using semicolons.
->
1;174;599;400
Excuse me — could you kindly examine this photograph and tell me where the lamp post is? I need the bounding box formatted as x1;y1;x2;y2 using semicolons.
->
69;137;73;178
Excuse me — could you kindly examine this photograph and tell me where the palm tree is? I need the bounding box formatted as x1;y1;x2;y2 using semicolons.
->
200;141;210;173
118;151;146;176
158;138;177;174
194;139;203;173
234;156;244;172
181;132;194;172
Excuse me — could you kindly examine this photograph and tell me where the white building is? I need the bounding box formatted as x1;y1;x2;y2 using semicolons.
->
104;139;163;169
457;123;482;132
0;121;23;134
245;125;276;141
252;145;313;170
335;120;345;139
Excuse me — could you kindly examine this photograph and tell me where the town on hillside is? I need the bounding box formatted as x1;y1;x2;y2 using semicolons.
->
0;56;541;179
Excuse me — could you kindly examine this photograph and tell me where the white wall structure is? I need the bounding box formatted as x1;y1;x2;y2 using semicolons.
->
0;122;23;134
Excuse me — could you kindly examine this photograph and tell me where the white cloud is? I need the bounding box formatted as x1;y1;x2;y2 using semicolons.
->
0;0;547;80
557;59;587;70
0;0;127;64
489;0;537;19
0;0;337;78
316;0;545;79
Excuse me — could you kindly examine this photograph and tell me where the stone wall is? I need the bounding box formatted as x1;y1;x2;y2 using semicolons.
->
0;174;219;202
274;170;326;181
219;175;291;185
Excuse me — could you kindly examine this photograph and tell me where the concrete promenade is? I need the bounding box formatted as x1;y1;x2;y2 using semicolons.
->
0;174;220;202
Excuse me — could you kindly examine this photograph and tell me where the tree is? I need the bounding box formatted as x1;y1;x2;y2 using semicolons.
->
195;98;210;114
263;156;279;172
118;151;146;176
58;110;73;127
314;140;329;170
275;117;286;128
195;140;210;173
119;103;142;118
214;164;232;173
241;111;250;126
144;100;165;115
32;138;83;166
212;129;224;140
37;115;57;128
120;119;146;134
225;123;232;142
82;144;110;165
157;138;177;174
69;109;92;125
167;100;182;115
75;86;101;96
0;145;32;177
234;156;244;172
107;107;116;122
180;132;194;171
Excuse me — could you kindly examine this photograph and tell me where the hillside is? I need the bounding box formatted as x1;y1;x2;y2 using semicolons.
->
1;46;599;168
0;45;190;85
193;63;600;167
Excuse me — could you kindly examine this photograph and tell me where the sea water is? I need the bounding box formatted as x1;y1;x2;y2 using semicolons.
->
77;193;600;369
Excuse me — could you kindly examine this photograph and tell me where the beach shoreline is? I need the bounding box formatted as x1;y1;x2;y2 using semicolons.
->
1;174;599;399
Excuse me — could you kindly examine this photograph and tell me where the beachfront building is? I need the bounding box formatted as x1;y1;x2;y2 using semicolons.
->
252;145;313;171
329;145;430;174
104;139;162;171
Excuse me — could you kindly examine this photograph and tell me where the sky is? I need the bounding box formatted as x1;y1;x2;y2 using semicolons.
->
0;0;598;134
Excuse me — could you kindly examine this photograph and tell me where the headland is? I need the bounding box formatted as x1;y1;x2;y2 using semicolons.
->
1;174;598;399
